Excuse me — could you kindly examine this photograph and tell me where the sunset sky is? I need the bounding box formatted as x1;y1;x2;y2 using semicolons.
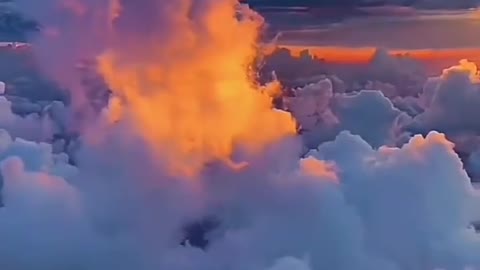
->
243;0;478;8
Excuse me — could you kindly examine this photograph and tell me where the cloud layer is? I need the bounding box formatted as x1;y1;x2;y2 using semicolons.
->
0;1;480;270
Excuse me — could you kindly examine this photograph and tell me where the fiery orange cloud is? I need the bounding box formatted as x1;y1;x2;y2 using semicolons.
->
98;1;296;176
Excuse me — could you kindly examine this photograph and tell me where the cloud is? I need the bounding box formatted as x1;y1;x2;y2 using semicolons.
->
97;0;297;174
263;47;428;98
1;93;480;270
286;78;410;149
14;0;113;132
408;60;480;136
0;96;56;141
309;131;480;270
265;257;312;270
3;74;479;270
4;1;480;270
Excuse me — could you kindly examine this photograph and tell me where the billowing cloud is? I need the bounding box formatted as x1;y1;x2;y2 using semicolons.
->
1;118;479;269
309;131;480;270
408;59;480;135
2;1;480;270
285;78;411;149
97;0;296;175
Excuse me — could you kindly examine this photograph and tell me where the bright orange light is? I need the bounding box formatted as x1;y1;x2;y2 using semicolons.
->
98;0;296;176
272;45;480;66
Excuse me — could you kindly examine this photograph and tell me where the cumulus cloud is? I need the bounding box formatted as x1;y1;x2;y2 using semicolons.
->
3;0;480;270
407;60;480;136
269;48;480;167
265;257;312;270
309;131;480;270
262;47;428;98
1;115;480;270
264;48;480;149
0;96;56;141
13;0;113;132
285;78;411;149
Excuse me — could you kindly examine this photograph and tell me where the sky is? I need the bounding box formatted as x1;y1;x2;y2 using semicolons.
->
260;1;480;54
243;0;479;8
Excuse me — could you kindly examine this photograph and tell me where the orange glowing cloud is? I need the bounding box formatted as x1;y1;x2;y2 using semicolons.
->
300;156;338;183
98;0;296;175
379;132;456;161
442;59;480;83
408;132;454;151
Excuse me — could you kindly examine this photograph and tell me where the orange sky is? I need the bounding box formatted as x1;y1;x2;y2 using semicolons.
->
272;45;480;67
